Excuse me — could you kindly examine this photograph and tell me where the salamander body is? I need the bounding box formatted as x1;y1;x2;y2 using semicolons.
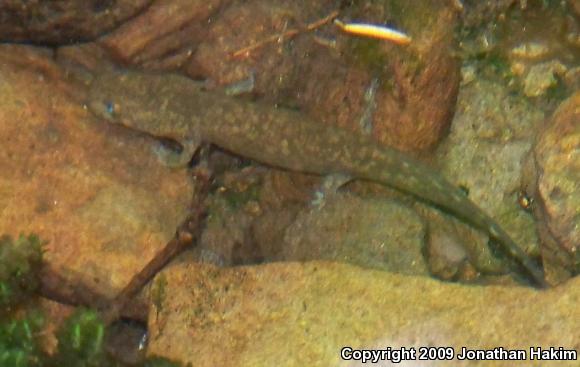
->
87;71;546;287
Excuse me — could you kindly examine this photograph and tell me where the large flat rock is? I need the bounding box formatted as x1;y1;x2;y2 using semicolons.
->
147;261;579;367
0;45;192;301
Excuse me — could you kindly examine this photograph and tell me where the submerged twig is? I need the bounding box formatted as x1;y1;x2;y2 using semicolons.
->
102;166;212;324
230;10;339;58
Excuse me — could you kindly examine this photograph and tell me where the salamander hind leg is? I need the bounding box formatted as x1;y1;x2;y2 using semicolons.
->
152;137;200;168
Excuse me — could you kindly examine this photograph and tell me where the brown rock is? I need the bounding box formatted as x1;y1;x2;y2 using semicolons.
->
373;40;460;152
574;0;580;17
281;195;429;275
191;0;460;152
426;221;476;282
0;0;151;44
194;166;312;267
436;78;545;278
460;0;518;27
531;92;580;284
0;45;192;302
187;0;334;98
37;298;75;355
100;0;225;67
250;169;317;261
147;261;580;367
337;0;460;152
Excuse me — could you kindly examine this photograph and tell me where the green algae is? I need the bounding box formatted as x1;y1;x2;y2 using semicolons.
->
0;311;44;367
52;309;111;367
221;183;261;211
0;234;44;311
151;274;168;315
0;233;183;367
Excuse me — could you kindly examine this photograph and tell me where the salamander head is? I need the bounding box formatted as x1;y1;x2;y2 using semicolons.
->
86;71;188;134
88;71;162;130
87;69;213;162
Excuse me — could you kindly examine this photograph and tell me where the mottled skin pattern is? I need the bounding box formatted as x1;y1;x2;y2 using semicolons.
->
87;71;546;288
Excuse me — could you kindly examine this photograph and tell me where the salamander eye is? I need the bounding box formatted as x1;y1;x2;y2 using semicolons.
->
105;101;115;115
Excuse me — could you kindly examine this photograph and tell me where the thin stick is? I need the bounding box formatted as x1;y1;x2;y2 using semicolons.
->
230;10;339;59
102;167;212;324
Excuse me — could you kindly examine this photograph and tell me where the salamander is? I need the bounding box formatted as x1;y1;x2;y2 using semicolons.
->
86;70;547;288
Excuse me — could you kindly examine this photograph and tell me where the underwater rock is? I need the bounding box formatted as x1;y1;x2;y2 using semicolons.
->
100;0;225;68
328;0;460;152
146;261;580;367
425;219;477;282
460;0;519;28
0;0;151;44
193;166;313;267
523;61;568;97
36;298;76;355
0;45;192;302
281;194;428;276
196;192;260;267
250;169;327;262
528;92;580;284
563;66;580;92
510;41;551;60
105;319;148;365
435;78;544;275
188;0;336;102
574;1;580;17
190;0;460;152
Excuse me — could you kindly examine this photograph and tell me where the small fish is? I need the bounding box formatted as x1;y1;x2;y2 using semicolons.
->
334;19;412;45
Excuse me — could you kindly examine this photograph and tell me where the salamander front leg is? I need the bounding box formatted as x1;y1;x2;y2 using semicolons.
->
311;173;353;208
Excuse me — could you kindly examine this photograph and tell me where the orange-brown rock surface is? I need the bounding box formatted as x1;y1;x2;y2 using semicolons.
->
190;0;460;152
528;92;580;284
100;0;226;68
0;0;151;44
147;261;580;367
0;45;192;303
